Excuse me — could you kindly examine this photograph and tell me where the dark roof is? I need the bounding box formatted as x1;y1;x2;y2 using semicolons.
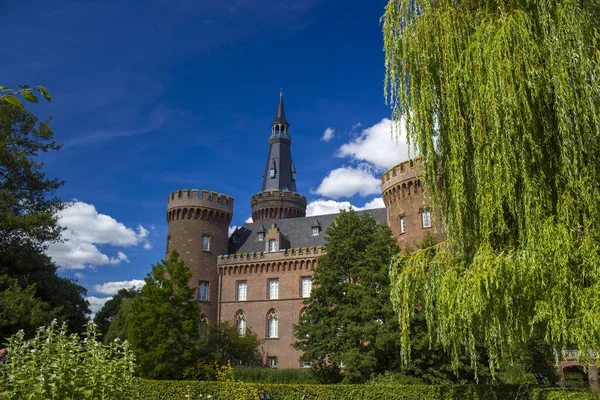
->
228;208;388;254
272;91;288;126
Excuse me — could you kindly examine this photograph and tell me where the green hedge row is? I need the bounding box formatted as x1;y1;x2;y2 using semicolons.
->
132;380;523;400
133;380;600;400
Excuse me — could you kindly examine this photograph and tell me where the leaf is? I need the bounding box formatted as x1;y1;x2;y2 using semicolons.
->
38;86;51;102
0;86;9;91
2;95;23;107
22;90;39;103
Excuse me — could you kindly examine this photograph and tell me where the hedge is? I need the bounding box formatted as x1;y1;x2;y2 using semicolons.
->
132;380;525;400
133;380;600;400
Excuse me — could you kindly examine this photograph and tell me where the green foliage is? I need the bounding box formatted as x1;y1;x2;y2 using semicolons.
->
383;0;600;377
94;287;139;339
529;388;600;400
0;104;90;339
105;297;134;343
184;322;263;381
0;85;51;108
0;275;54;340
233;367;318;384
133;380;528;400
294;209;400;383
0;321;135;399
128;251;202;379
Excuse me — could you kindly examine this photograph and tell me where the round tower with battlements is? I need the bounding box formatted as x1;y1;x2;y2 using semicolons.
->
381;158;443;249
166;189;234;323
251;91;306;222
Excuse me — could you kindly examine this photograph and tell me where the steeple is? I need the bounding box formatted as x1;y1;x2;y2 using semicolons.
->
271;90;289;135
251;92;307;222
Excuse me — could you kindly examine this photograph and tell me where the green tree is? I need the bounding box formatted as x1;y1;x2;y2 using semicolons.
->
128;251;202;379
294;210;400;383
94;287;140;338
0;85;51;108
104;297;134;343
0;103;90;337
383;0;600;377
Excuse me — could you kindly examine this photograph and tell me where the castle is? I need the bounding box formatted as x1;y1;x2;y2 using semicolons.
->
165;93;441;368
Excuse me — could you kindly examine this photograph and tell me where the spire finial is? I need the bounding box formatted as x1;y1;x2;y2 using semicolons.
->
273;90;288;126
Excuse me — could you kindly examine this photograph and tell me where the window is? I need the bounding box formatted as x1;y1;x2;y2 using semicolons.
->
269;239;277;252
422;209;432;228
400;215;406;234
258;232;265;241
269;168;276;178
237;312;246;337
268;279;279;299
268;357;277;368
237;281;247;301
202;235;210;251
301;277;312;298
198;281;209;301
312;227;320;236
268;310;278;338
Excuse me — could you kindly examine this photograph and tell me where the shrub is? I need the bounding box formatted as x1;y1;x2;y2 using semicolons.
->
0;320;135;399
233;367;317;384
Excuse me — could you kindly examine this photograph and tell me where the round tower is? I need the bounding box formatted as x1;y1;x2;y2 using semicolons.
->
166;189;234;323
381;158;443;249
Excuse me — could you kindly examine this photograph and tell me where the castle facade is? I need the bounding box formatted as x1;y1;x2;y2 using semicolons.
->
165;94;442;368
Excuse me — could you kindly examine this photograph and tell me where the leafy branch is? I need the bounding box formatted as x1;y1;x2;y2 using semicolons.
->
0;85;51;107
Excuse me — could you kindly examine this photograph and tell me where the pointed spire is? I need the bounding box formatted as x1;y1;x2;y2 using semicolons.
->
273;90;288;126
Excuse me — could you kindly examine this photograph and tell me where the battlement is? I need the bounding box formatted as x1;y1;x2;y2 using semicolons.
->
217;246;325;266
381;157;422;193
167;189;234;213
250;190;307;205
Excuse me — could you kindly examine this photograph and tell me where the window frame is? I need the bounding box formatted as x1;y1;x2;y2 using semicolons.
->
399;215;406;234
301;276;312;298
198;281;209;302
268;278;279;299
268;357;277;368
421;209;432;228
202;235;211;251
257;232;265;241
267;310;279;338
236;311;247;337
269;239;277;252
312;227;320;236
237;280;247;301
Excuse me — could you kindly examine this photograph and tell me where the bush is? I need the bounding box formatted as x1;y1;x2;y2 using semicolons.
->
0;320;135;399
133;380;526;400
529;388;600;400
233;367;318;384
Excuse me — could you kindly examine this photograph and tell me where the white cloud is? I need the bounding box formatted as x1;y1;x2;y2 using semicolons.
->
245;216;253;223
86;296;111;317
74;272;85;279
93;279;146;295
306;197;386;216
321;127;335;142
337;118;409;171
312;164;381;199
46;201;152;269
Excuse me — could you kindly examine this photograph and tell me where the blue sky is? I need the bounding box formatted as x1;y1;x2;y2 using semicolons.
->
3;0;412;314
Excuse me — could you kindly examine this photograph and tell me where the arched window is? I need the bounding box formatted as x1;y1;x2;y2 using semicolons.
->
199;315;208;338
267;309;278;338
237;311;246;337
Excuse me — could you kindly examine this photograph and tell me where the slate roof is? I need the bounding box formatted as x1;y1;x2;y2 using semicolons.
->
228;208;388;254
272;91;288;126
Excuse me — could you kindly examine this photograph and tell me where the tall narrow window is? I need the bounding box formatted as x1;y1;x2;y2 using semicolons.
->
268;310;279;338
422;209;432;228
202;235;211;251
268;278;279;299
198;281;209;301
399;215;406;234
301;277;312;298
237;312;246;337
269;239;277;252
237;281;247;301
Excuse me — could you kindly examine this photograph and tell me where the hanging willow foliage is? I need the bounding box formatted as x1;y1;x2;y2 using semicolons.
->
383;0;600;377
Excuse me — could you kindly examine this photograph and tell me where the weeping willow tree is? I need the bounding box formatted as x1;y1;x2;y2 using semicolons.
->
383;0;600;377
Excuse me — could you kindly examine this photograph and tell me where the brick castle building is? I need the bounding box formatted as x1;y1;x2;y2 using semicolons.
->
165;93;442;368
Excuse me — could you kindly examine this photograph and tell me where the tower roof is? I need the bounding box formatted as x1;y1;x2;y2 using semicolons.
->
272;90;288;126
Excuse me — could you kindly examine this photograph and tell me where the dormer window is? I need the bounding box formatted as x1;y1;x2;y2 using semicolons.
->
269;239;277;252
269;168;276;178
258;232;265;241
312;227;320;236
